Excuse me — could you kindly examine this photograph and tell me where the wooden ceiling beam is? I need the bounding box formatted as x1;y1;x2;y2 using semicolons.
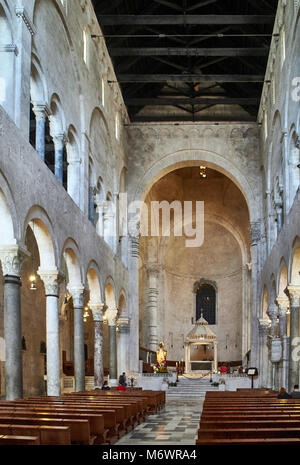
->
99;15;275;25
110;47;269;57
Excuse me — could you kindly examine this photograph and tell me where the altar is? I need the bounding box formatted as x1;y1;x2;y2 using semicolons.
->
184;314;217;373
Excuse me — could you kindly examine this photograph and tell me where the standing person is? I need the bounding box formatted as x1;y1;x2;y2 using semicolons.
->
290;385;300;398
119;372;127;387
277;387;292;399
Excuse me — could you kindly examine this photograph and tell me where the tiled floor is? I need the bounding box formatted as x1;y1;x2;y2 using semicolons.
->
116;399;203;445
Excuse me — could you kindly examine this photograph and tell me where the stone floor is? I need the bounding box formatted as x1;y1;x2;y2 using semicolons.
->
116;399;203;445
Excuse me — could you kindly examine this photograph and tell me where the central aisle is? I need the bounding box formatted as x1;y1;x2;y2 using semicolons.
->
116;399;203;445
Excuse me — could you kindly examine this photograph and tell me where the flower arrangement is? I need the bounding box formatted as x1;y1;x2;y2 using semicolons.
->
128;375;136;387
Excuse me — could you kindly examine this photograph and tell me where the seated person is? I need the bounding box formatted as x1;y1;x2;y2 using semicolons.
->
101;380;110;390
119;372;127;387
277;387;291;399
117;382;126;391
290;384;300;398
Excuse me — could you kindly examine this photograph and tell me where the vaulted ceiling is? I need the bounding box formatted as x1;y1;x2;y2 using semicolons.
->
92;0;278;123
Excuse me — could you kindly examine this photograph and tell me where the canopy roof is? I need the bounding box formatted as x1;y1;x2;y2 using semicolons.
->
185;314;216;343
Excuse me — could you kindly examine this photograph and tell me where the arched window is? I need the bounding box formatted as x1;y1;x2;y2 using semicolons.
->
194;281;217;325
45;117;55;174
29;103;36;149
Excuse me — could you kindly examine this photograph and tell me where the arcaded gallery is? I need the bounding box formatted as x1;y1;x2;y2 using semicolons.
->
0;0;300;448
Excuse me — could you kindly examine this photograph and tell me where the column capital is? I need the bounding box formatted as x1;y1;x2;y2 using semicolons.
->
106;307;118;326
276;297;289;311
69;287;85;308
0;245;29;277
37;268;63;296
52;133;67;148
267;304;278;320
117;316;130;333
146;262;160;277
258;318;271;334
89;302;105;321
285;285;300;307
32;102;50;120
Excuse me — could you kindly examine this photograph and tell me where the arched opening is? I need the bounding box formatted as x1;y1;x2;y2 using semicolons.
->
0;6;15;119
88;158;97;224
291;245;300;286
278;263;290;336
288;131;300;210
139;165;250;368
262;287;269;319
22;225;47;396
66;126;80;206
195;282;217;325
103;192;115;251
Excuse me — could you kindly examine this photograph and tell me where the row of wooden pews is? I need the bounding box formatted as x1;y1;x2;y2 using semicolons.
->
0;388;165;445
197;389;300;445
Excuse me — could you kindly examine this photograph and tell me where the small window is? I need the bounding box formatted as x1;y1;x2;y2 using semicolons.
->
264;111;268;141
281;27;286;68
271;79;276;106
83;29;88;64
115;112;120;140
102;77;105;107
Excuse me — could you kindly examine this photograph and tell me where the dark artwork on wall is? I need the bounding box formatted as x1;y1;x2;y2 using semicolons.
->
196;284;216;324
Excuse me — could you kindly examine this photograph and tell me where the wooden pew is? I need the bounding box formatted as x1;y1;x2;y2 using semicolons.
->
0;406;110;445
197;391;300;445
0;435;40;445
196;437;300;445
0;415;91;445
0;424;71;445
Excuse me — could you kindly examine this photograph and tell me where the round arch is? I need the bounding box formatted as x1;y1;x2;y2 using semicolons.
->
86;261;103;304
0;170;19;244
262;286;269;319
104;276;117;309
132;150;256;221
277;259;288;297
289;237;300;286
23;206;58;270
61;238;83;289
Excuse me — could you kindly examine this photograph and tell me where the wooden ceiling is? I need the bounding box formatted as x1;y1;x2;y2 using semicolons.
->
92;0;278;122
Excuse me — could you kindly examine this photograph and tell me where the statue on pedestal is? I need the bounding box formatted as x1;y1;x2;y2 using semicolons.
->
155;341;168;373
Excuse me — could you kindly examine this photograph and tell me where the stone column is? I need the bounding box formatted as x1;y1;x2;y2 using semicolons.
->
285;286;300;390
32;104;49;161
90;303;105;388
276;297;289;389
107;308;118;386
213;341;218;372
70;288;85;392
117;316;130;375
0;247;27;400
128;236;140;374
249;222;262;368
184;343;189;374
258;319;270;388
53;134;66;184
146;264;159;352
38;269;61;396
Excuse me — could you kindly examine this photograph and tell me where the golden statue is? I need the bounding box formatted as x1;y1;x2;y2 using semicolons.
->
156;342;167;372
